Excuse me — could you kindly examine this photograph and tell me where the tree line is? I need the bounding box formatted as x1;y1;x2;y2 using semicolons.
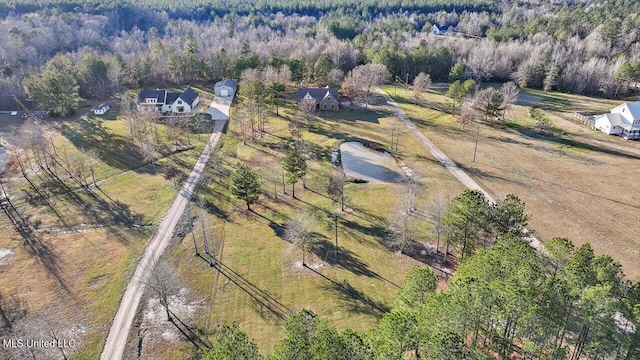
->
2;0;640;111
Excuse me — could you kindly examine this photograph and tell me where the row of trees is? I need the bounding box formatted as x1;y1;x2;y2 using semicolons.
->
230;145;308;210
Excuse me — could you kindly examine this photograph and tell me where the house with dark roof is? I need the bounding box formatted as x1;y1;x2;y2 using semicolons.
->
137;87;200;114
297;87;340;110
93;102;110;115
429;24;449;35
214;79;237;98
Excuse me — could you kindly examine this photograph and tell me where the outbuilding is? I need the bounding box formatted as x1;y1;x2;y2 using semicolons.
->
214;79;237;98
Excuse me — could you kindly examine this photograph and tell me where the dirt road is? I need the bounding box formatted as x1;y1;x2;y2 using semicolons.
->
376;88;541;249
100;118;227;360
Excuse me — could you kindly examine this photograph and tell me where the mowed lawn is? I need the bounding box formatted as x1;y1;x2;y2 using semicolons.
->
165;100;465;356
382;84;640;280
0;110;209;359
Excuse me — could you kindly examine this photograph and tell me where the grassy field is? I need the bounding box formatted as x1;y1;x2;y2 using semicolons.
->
382;84;640;280
141;99;466;357
0;106;210;358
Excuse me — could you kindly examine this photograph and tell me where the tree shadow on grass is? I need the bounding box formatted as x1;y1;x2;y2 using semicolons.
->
60;116;151;173
320;109;389;124
309;237;401;289
196;197;229;221
1;198;70;293
503;121;640;160
396;240;453;279
197;255;291;321
307;266;390;317
339;217;387;240
35;169;144;242
167;308;209;350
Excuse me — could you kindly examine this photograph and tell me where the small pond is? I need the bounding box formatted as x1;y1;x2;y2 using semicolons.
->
339;142;404;183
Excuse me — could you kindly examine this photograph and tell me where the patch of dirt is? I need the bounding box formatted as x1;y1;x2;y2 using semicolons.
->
138;288;206;358
0;247;13;265
293;261;324;271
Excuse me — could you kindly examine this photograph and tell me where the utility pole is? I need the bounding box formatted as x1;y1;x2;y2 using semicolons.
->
334;211;339;258
473;122;480;163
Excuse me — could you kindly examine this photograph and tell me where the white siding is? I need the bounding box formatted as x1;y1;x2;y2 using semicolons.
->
215;85;235;97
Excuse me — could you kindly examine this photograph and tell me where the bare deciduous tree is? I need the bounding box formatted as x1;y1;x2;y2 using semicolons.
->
459;97;477;130
425;195;450;257
197;196;216;265
327;168;347;211
347;63;391;107
140;139;158;172
387;193;415;254
389;116;404;151
143;256;180;322
500;81;519;119
412;72;432;105
326;68;345;88
235;106;250;145
284;211;316;266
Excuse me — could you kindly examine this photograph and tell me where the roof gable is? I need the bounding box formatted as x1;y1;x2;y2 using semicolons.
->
94;102;109;110
138;89;166;104
178;87;199;105
166;92;180;105
612;101;640;122
215;79;237;89
297;87;339;103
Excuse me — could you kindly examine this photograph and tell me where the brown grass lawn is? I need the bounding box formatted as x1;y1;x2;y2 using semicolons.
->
382;85;640;280
151;100;465;357
0;108;209;359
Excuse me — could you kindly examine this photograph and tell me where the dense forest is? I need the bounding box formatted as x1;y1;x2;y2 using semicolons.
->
1;0;640;110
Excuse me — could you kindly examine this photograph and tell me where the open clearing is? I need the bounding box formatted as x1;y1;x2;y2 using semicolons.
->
0;96;211;358
382;84;640;280
123;98;466;358
340;141;404;183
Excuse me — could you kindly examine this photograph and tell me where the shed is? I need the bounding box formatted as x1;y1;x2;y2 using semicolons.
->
214;79;237;98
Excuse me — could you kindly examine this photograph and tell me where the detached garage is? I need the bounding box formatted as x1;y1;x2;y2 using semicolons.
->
214;79;237;98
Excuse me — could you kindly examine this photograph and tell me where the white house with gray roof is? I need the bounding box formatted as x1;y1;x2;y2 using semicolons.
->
594;102;640;140
137;87;199;114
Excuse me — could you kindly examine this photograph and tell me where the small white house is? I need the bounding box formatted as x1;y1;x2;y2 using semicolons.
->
594;102;640;140
93;102;110;115
214;79;237;98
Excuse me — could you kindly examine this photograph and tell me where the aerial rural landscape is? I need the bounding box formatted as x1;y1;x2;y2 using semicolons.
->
0;0;639;359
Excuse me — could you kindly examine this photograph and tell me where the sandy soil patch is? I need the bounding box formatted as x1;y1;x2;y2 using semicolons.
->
138;288;206;358
0;247;13;265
